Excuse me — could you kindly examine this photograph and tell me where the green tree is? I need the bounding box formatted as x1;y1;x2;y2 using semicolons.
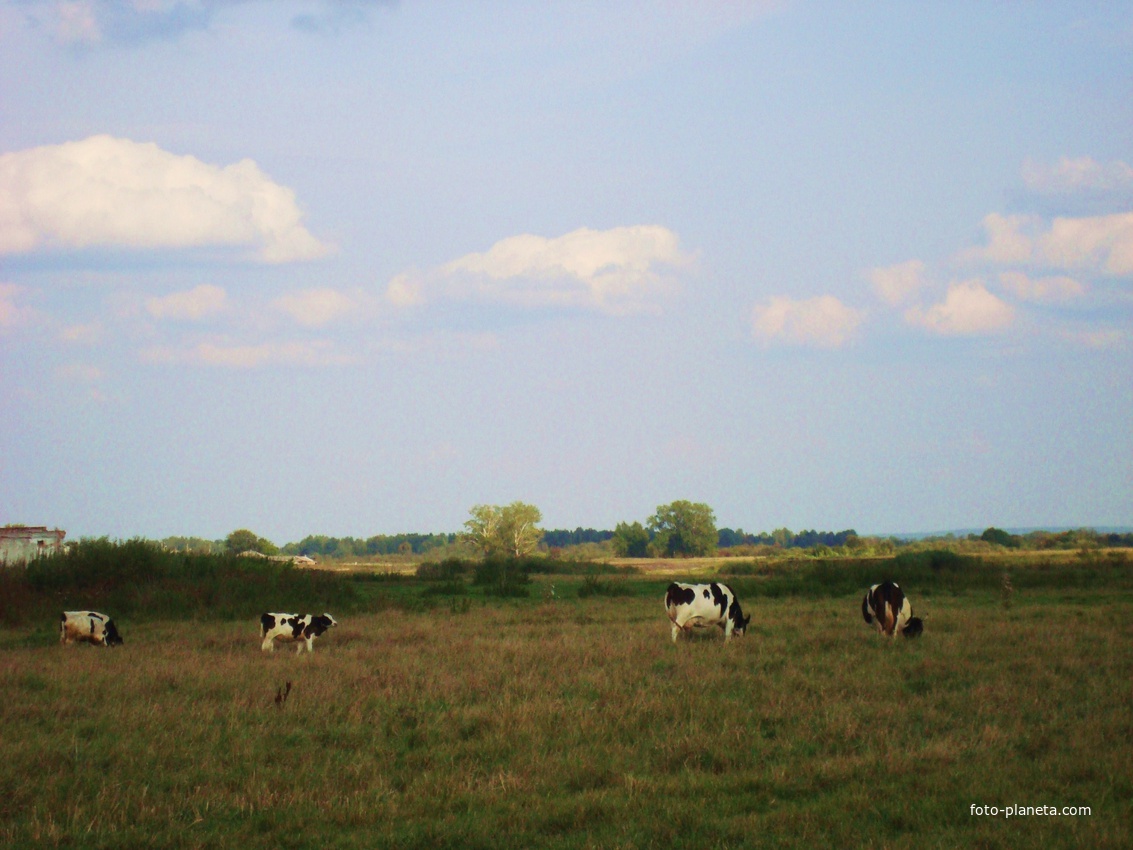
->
771;527;794;548
649;501;717;557
981;527;1020;548
611;521;650;558
225;529;278;556
463;502;544;557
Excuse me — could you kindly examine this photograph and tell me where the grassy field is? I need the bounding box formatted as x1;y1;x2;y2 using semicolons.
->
1;568;1131;849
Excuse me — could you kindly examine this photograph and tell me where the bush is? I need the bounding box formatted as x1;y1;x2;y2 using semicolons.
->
472;557;531;597
0;537;361;627
416;558;470;581
576;574;635;598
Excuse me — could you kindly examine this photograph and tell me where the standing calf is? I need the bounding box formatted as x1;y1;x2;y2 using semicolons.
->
60;611;123;647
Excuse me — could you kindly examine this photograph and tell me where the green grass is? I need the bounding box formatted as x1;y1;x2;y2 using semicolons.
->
1;579;1130;849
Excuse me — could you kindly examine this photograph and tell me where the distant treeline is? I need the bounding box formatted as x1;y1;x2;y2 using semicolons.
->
717;528;858;549
543;528;615;548
156;525;1133;562
281;533;459;558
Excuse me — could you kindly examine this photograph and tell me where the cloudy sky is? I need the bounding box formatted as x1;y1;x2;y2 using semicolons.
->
2;1;1131;543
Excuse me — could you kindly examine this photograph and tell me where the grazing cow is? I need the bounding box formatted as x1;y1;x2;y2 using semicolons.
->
665;582;751;643
60;611;123;647
861;581;923;638
260;613;337;654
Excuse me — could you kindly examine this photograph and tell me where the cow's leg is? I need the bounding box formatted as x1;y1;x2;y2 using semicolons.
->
671;621;681;643
261;636;275;652
723;620;734;642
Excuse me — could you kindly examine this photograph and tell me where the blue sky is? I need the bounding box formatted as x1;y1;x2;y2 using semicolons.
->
1;1;1130;543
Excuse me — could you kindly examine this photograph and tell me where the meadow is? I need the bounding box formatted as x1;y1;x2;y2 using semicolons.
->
1;551;1131;849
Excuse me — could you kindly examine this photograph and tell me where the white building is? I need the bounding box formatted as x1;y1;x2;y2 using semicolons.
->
0;526;66;565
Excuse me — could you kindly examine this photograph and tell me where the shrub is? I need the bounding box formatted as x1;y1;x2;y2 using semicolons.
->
576;574;635;598
416;558;470;581
0;538;362;627
472;557;531;597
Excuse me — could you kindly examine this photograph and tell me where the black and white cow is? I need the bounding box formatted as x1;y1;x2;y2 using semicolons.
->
260;613;337;653
664;582;750;642
861;581;923;638
60;611;123;647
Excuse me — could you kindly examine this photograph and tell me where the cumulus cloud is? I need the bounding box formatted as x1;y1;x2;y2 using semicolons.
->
1039;213;1133;276
751;295;864;348
904;280;1015;336
869;260;926;306
1022;156;1133;195
964;213;1040;266
997;271;1085;304
0;135;330;263
140;339;354;369
274;288;359;327
386;225;692;315
146;285;228;321
964;211;1133;276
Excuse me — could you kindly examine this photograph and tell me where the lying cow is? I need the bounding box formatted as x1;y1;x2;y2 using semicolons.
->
862;581;923;638
60;611;123;647
260;612;337;654
665;582;751;642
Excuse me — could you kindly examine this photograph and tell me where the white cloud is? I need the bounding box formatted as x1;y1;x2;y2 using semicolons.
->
60;321;103;344
997;271;1085;304
140;340;354;369
55;1;101;44
1022;156;1133;195
0;135;330;263
964;211;1133;276
1038;213;1133;276
274;288;358;327
869;260;926;306
904;280;1015;336
963;213;1039;266
146;284;228;320
386;225;691;314
751;295;864;348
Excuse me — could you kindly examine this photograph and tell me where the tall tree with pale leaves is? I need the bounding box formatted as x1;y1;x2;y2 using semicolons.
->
463;502;544;557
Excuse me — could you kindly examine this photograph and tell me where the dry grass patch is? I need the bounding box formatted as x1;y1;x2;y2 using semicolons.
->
0;592;1130;849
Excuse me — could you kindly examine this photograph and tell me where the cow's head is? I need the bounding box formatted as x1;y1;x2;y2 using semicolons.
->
313;614;338;634
103;619;124;647
902;617;924;638
728;598;751;636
